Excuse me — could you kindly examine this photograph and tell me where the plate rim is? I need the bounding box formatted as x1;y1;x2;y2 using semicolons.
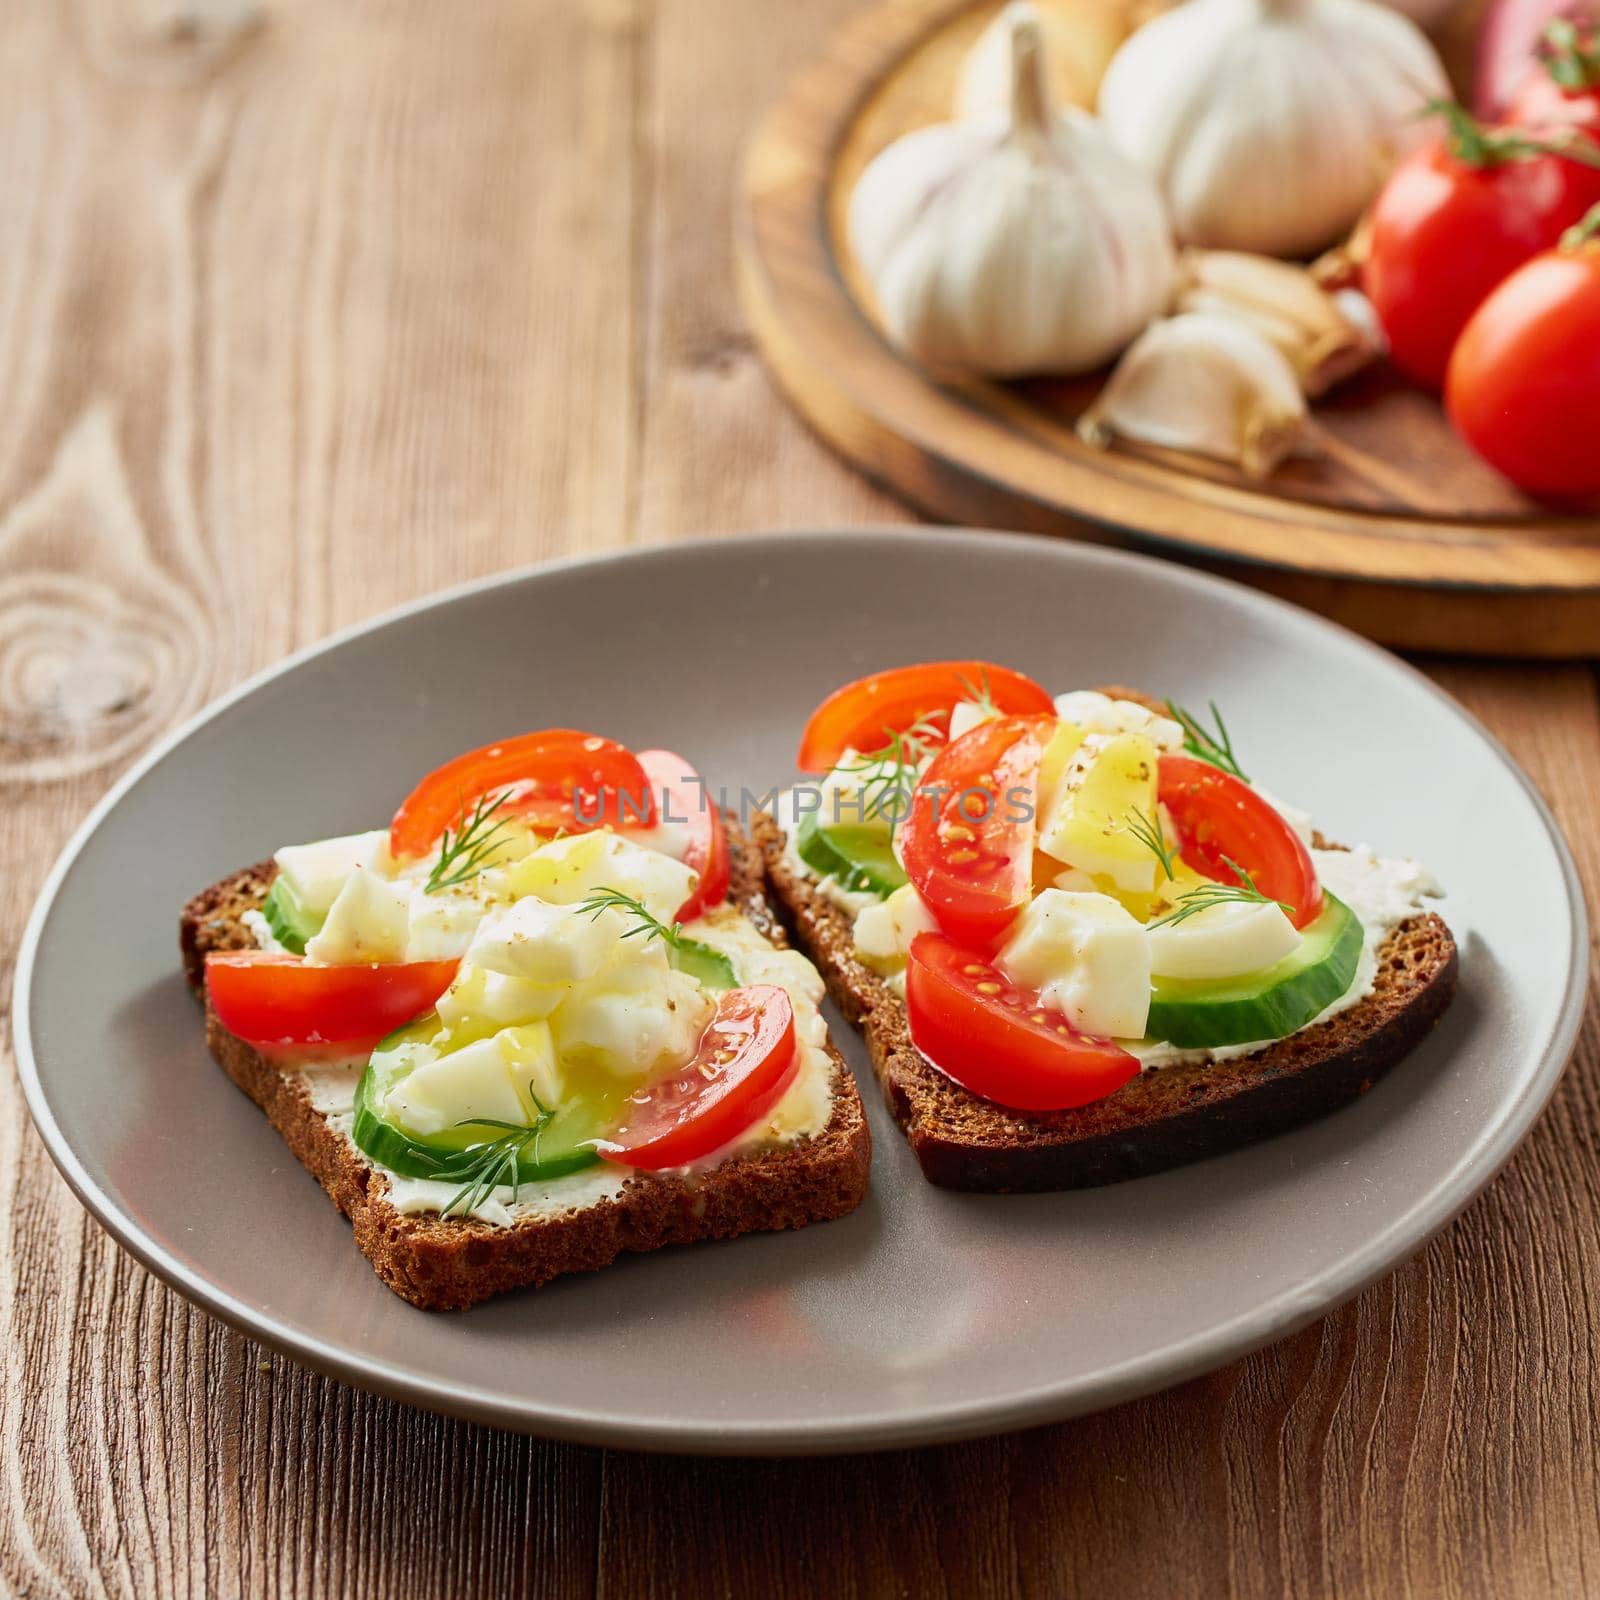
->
13;527;1590;1454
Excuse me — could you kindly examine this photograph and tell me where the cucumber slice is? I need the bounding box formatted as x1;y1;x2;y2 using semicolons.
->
1145;893;1362;1049
796;814;908;899
351;1016;601;1183
669;938;736;991
261;875;324;955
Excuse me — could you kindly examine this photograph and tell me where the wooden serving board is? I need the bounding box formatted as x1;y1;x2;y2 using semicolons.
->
734;0;1600;656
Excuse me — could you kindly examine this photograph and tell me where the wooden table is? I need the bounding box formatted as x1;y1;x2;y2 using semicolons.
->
1;3;1595;1594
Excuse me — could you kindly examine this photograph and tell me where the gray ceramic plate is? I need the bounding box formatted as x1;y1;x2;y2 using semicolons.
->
15;531;1587;1454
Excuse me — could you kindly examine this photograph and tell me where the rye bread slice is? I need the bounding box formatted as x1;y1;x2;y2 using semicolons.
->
180;818;871;1310
753;691;1459;1192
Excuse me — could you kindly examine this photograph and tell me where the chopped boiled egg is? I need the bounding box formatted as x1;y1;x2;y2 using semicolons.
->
998;888;1151;1040
465;897;620;985
405;887;495;961
436;966;565;1033
1147;898;1300;981
496;1021;565;1107
1053;690;1183;751
275;829;393;914
381;1026;560;1136
303;866;411;965
506;831;696;925
853;883;940;974
947;698;993;741
1037;732;1160;892
552;959;712;1078
1034;719;1089;821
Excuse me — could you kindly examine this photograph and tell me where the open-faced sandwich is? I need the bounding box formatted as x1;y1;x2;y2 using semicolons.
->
181;732;869;1309
755;663;1457;1191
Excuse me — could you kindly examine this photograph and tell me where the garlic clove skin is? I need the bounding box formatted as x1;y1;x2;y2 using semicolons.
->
1077;311;1308;477
1332;287;1388;357
1176;250;1351;341
955;0;1127;118
1173;248;1382;395
849;9;1175;378
1098;0;1449;259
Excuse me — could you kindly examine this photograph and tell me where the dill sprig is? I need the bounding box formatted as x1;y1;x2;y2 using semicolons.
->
425;788;516;894
1166;699;1249;782
838;717;942;822
575;885;687;948
1125;807;1179;878
955;667;998;720
574;885;736;990
1149;857;1289;928
398;1096;557;1217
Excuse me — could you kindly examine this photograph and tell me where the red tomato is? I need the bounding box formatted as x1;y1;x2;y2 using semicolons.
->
900;714;1055;951
601;985;798;1168
206;952;458;1046
1362;111;1600;389
634;747;730;922
906;933;1139;1112
1508;22;1600;131
796;661;1054;771
1477;0;1600;118
1446;215;1600;499
389;729;655;860
1158;755;1323;930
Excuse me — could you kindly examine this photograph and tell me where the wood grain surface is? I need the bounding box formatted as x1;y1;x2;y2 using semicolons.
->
735;0;1600;656
0;2;1596;1596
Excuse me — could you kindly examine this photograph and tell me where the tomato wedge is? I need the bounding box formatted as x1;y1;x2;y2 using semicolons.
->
906;933;1139;1112
389;729;655;861
206;952;458;1046
796;661;1054;771
634;748;730;922
900;714;1055;951
1157;754;1322;929
600;985;798;1168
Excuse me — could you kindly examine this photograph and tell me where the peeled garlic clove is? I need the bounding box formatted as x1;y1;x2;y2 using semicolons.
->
955;0;1126;117
1173;249;1380;395
1098;0;1449;258
1077;312;1308;477
849;6;1174;378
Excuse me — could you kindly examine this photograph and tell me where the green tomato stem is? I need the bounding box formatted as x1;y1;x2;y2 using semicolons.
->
1427;97;1600;171
1539;19;1600;92
1561;200;1600;251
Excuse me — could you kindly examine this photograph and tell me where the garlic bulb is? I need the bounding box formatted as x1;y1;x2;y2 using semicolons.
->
1098;0;1449;258
954;0;1127;117
1173;249;1382;394
849;5;1174;377
1077;312;1308;476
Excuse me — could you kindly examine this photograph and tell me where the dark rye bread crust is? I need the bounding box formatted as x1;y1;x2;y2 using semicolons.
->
179;819;871;1310
753;691;1458;1192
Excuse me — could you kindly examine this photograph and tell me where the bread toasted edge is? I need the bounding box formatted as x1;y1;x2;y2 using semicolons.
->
179;819;871;1310
751;744;1459;1193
